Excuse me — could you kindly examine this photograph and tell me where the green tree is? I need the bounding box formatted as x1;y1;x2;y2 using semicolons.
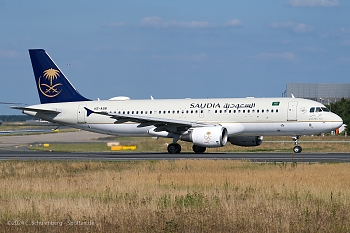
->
0;115;34;122
326;98;350;134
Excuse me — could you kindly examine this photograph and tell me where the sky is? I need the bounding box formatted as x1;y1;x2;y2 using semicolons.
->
0;0;349;114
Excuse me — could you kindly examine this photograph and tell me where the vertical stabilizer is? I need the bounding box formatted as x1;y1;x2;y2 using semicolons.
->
29;49;90;103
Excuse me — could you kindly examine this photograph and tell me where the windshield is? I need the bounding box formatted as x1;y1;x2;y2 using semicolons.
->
310;107;330;113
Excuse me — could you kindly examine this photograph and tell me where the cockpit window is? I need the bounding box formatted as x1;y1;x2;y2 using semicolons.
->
310;107;330;113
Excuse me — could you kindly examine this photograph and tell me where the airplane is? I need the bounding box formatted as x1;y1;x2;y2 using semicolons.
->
11;49;343;154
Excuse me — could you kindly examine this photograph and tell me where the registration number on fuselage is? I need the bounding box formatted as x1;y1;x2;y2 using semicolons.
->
94;107;108;111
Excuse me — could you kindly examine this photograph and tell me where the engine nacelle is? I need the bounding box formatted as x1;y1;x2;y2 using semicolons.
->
180;127;228;148
228;136;263;147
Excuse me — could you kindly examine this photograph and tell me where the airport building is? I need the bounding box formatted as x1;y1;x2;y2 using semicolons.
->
284;83;350;104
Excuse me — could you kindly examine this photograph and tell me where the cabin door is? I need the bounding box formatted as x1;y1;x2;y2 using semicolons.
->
287;101;298;121
77;105;87;124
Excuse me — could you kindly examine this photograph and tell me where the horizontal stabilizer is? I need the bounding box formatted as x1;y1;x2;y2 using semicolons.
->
10;106;61;114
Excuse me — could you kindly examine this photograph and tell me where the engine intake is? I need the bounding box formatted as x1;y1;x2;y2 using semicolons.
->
180;127;228;148
228;136;263;147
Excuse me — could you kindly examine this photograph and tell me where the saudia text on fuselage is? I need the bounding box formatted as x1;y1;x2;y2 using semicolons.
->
190;102;256;109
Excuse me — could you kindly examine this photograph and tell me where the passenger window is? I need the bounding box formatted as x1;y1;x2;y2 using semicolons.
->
310;107;315;113
234;110;236;113
276;109;278;113
262;110;264;113
220;110;222;113
177;110;180;114
243;110;245;113
266;109;269;113
229;110;231;113
271;109;273;113
247;110;250;113
200;110;203;113
150;111;152;114
252;110;255;113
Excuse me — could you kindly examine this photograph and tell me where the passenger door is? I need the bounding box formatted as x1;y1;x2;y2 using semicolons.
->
287;101;298;121
77;105;87;124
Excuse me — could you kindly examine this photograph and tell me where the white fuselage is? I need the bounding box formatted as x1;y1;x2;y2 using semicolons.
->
23;97;343;137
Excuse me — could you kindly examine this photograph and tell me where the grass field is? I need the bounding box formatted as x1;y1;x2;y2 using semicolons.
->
2;125;350;232
1;160;350;232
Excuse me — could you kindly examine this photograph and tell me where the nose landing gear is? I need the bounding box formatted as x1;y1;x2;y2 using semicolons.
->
292;135;302;153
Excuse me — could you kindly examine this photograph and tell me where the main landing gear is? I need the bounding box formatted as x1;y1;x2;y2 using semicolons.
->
292;135;302;153
192;145;206;153
167;143;181;154
167;143;207;154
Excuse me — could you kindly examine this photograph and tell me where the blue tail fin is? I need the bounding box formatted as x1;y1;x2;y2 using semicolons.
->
29;49;90;104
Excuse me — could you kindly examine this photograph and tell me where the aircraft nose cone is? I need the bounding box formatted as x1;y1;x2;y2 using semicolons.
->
333;114;343;128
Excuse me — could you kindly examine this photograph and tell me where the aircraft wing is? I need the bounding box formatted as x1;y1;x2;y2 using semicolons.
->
10;106;61;114
85;107;211;128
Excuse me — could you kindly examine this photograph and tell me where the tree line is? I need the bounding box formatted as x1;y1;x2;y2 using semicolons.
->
0;115;35;122
326;98;349;134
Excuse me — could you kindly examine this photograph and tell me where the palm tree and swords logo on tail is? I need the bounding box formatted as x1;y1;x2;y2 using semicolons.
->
38;68;62;97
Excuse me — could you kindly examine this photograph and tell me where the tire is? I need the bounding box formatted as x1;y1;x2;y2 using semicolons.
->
167;143;181;154
192;145;206;153
293;146;302;153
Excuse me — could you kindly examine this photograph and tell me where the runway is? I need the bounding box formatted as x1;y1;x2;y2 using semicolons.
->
0;150;349;162
1;131;350;162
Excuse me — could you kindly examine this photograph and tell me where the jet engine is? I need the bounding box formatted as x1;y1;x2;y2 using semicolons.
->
228;136;263;147
180;127;228;148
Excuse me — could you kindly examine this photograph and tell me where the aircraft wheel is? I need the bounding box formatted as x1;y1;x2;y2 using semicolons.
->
293;146;302;153
167;143;181;154
192;145;206;153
